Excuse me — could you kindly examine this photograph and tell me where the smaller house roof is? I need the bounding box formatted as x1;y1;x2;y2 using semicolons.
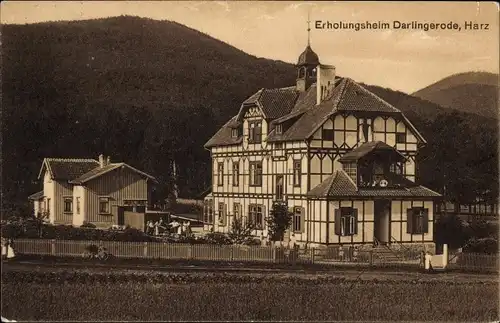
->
307;170;442;199
69;163;157;184
28;190;44;201
338;141;406;163
38;158;100;180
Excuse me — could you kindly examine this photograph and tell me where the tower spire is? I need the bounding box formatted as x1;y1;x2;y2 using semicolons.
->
307;11;311;46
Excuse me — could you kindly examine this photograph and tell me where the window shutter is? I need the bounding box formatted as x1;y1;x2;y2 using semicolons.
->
300;206;305;233
406;208;413;234
334;209;341;236
353;208;358;235
422;208;429;233
262;205;266;229
239;204;243;224
223;203;228;226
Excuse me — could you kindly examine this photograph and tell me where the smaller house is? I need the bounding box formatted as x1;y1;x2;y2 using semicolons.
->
29;154;157;229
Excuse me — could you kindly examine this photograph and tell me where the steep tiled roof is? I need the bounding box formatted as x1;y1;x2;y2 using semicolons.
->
39;158;100;180
259;87;299;119
204;116;243;148
28;190;44;200
70;163;156;184
338;141;406;162
336;79;401;113
307;170;441;199
205;77;425;148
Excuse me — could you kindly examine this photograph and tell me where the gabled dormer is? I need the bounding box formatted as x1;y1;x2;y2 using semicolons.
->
338;141;411;189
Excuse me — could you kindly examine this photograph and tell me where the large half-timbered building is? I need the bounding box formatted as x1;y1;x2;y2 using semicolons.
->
203;38;441;251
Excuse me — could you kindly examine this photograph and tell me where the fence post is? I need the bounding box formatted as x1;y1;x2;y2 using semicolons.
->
51;239;56;256
311;248;315;264
230;246;234;261
143;242;148;258
272;246;276;263
369;249;373;266
188;244;193;260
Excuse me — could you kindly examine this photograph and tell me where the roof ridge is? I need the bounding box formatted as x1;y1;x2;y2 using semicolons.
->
45;158;99;162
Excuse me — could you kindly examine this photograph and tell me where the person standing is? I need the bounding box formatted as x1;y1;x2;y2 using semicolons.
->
6;239;16;260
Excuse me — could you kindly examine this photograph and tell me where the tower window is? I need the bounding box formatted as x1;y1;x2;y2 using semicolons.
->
276;124;283;134
298;67;306;78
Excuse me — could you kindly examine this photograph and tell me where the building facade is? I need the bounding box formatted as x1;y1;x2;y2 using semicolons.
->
29;155;157;228
203;41;441;251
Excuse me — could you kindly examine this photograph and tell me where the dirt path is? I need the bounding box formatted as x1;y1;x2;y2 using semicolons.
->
2;259;496;283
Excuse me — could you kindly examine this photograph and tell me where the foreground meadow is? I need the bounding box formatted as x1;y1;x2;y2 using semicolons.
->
2;271;497;322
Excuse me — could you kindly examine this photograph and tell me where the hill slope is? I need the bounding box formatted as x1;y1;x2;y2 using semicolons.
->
412;72;499;119
2;16;497;215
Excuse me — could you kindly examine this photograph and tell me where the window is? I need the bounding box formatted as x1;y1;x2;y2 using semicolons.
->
407;207;429;234
396;132;406;144
231;128;239;138
343;163;357;182
63;197;73;213
322;129;334;141
46;198;51;215
276;175;284;200
204;200;214;223
233;162;239;186
217;162;224;186
293;207;303;232
390;163;403;175
249;204;264;229
293;160;301;186
250;162;263;186
234;203;241;221
76;197;81;215
275;142;283;150
99;197;110;214
218;202;226;226
248;121;262;143
276;124;283;134
335;207;358;236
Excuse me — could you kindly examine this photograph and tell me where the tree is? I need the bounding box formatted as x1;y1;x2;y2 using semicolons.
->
227;217;256;245
266;201;293;242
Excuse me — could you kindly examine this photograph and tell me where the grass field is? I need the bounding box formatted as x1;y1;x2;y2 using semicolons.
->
2;271;498;321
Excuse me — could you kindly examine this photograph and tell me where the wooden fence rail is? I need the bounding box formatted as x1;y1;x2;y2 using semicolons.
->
10;239;498;272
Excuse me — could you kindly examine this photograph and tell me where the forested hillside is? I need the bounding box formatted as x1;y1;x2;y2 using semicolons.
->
2;16;497;216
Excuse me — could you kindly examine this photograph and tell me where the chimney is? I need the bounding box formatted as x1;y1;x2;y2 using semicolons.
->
98;154;104;168
316;64;336;105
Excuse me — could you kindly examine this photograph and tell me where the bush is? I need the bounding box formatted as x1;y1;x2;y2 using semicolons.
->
80;222;96;229
1;223;23;239
463;237;498;254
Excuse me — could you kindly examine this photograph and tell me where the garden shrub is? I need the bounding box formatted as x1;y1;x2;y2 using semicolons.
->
80;222;97;229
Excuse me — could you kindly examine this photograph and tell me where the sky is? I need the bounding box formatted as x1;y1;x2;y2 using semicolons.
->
1;1;499;93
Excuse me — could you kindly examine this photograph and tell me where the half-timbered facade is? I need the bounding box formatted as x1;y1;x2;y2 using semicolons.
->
29;155;157;228
203;41;441;251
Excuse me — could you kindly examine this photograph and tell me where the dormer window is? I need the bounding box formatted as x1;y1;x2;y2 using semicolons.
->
276;124;283;135
248;121;262;144
231;128;239;138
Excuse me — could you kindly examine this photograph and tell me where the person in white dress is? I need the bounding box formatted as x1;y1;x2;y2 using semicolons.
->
6;239;15;259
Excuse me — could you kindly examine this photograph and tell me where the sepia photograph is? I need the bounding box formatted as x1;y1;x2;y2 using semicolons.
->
1;1;499;322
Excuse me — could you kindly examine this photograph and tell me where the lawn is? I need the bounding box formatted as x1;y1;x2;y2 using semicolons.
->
2;273;498;321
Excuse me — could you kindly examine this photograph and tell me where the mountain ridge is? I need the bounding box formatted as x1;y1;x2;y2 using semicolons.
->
412;71;499;119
